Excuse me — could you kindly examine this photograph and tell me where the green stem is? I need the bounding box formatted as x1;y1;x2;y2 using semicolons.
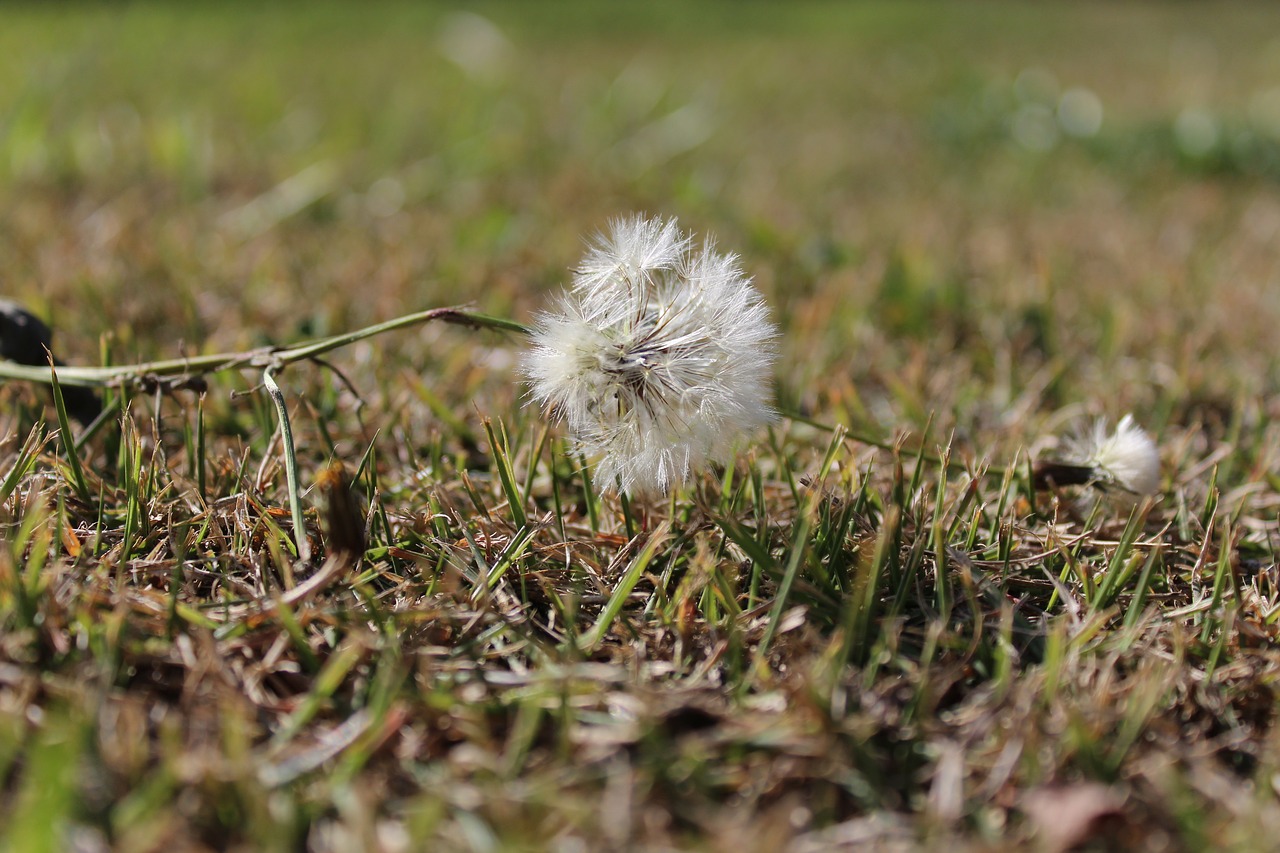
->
0;307;529;388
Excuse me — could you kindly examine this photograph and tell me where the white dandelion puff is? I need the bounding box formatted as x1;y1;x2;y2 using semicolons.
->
523;214;778;495
572;215;688;302
1039;414;1161;497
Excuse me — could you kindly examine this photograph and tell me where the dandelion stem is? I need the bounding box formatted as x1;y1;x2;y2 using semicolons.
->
0;306;529;388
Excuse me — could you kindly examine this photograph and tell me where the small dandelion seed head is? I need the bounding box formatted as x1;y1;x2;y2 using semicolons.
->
523;214;778;495
1064;413;1161;497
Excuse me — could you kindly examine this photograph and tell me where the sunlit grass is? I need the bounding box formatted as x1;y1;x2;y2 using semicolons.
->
3;1;1280;849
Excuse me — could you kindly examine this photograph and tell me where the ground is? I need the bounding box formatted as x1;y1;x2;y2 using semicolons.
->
2;2;1280;851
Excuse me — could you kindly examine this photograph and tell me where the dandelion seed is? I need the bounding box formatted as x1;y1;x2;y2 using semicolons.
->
1036;414;1161;497
523;214;777;495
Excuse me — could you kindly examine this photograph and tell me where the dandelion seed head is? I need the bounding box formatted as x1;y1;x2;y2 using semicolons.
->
524;215;777;495
1064;414;1161;497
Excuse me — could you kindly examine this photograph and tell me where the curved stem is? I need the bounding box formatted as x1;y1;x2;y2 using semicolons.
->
0;307;530;388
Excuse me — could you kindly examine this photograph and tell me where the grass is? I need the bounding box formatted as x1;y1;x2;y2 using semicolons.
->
3;1;1280;849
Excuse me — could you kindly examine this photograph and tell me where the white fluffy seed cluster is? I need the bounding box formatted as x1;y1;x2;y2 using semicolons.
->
1065;414;1162;497
523;215;778;495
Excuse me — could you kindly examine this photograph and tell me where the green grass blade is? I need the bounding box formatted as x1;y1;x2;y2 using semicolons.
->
47;362;91;503
264;368;309;564
484;417;527;530
0;426;48;506
751;501;815;670
580;523;670;652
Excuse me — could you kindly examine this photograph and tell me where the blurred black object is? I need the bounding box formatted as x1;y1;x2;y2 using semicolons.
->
0;299;103;425
1031;460;1097;490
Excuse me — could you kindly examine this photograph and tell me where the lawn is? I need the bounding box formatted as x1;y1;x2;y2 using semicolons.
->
3;1;1280;850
